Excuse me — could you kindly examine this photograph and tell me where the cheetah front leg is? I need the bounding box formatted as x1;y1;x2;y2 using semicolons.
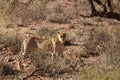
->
52;39;56;61
20;39;28;56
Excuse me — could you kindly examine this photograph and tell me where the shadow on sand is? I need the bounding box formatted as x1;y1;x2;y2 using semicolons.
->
80;12;120;21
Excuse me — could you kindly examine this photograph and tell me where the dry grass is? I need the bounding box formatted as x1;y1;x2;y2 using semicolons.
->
0;0;48;27
45;0;76;23
37;28;57;39
31;48;80;77
0;31;21;53
0;0;120;79
0;54;18;76
84;26;120;68
75;64;120;80
99;27;120;69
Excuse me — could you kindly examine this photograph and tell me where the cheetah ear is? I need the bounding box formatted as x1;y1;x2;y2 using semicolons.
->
25;34;30;38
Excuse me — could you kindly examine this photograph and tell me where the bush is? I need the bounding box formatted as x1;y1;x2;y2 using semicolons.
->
101;27;120;68
0;54;18;76
31;48;79;76
0;0;48;27
0;32;21;53
45;1;76;23
17;0;48;22
84;27;111;56
85;27;120;69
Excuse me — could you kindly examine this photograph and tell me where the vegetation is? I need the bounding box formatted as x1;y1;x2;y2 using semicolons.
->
0;0;119;80
78;26;120;80
85;27;120;68
0;31;21;53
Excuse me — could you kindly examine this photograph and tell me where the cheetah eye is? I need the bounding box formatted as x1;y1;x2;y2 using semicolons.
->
57;32;60;34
